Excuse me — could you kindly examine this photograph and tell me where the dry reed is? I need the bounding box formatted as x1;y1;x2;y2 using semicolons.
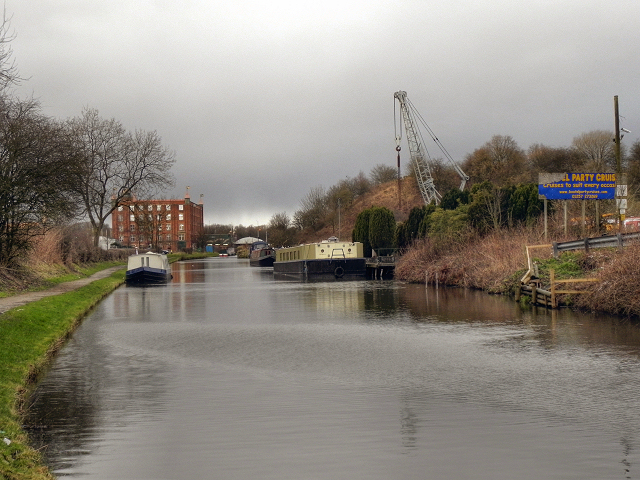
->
395;226;546;293
574;243;640;318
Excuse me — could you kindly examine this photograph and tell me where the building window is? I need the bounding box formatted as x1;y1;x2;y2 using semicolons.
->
118;206;123;211
117;214;123;222
166;214;171;220
166;234;171;241
129;205;135;211
178;234;185;241
130;235;136;242
118;225;124;232
157;204;162;211
158;234;163;241
130;214;135;222
178;213;184;221
166;224;171;231
179;224;184;231
166;204;171;210
179;204;184;211
130;224;136;232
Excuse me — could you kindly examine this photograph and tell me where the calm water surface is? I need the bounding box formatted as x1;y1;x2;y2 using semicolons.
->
26;257;640;479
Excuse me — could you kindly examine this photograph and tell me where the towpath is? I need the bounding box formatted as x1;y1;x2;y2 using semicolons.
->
0;266;125;315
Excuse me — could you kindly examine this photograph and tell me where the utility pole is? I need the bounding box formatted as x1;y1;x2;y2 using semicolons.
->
615;95;621;173
614;95;626;231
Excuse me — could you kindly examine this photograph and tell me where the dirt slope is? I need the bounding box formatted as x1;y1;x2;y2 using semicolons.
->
303;177;424;243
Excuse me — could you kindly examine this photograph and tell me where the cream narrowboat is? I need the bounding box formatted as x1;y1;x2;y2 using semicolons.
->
273;237;365;277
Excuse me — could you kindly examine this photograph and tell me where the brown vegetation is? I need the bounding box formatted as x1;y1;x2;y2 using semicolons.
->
0;227;129;293
394;226;547;292
395;221;640;319
573;244;640;318
297;177;640;319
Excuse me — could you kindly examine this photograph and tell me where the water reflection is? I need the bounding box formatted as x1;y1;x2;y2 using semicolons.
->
25;258;640;479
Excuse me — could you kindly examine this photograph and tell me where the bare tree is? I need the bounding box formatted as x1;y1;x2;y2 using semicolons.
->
0;97;80;265
68;108;176;246
369;163;398;185
628;140;640;198
293;185;328;230
268;212;296;247
0;9;22;91
527;143;583;174
571;130;618;171
462;135;527;186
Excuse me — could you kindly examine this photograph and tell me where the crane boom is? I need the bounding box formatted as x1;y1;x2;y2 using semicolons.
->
394;91;469;206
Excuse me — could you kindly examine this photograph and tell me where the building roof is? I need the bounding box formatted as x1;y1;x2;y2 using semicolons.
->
235;236;263;245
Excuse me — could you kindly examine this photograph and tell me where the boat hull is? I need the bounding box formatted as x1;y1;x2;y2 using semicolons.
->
273;258;366;277
250;255;275;267
249;246;276;267
125;267;172;284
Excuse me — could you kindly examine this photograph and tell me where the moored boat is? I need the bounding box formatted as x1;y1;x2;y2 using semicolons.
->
273;237;365;277
249;241;276;267
125;251;172;284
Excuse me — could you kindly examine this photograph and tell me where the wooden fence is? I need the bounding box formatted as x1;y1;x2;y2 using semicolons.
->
517;268;598;308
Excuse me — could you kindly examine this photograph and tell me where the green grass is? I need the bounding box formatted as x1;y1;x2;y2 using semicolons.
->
0;269;125;480
532;251;587;286
32;261;126;290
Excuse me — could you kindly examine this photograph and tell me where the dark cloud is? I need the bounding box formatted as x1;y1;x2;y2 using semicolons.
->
9;0;640;225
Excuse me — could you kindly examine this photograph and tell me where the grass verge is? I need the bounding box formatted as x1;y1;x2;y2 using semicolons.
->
0;269;125;480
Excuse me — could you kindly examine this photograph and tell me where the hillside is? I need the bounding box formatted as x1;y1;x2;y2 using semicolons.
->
301;176;424;243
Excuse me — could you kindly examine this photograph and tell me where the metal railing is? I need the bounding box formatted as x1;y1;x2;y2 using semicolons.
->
553;231;640;256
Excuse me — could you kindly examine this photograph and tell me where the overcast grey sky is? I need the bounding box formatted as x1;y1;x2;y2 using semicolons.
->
9;0;640;226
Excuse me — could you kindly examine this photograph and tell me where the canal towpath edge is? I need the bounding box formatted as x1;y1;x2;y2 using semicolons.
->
0;266;125;315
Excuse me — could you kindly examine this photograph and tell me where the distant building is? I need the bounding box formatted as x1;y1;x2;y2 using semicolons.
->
111;189;204;252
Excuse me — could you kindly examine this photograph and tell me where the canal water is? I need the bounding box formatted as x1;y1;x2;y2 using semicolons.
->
25;257;640;479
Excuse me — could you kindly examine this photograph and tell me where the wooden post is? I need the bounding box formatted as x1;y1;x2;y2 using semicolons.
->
544;199;548;241
550;269;556;308
515;285;521;301
532;285;537;305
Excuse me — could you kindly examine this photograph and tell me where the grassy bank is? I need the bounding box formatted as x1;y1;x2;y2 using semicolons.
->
395;227;640;319
0;268;125;480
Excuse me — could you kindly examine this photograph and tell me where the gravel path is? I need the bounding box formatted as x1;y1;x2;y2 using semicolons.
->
0;266;125;315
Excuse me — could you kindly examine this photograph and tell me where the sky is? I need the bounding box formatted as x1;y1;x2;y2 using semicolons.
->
8;0;640;226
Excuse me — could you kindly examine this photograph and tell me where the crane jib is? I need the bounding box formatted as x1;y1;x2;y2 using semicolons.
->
393;91;468;205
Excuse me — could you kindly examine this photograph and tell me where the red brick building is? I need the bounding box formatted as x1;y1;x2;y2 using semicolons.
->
111;190;204;252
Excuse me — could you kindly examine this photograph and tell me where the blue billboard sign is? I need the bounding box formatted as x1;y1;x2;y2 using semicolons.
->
538;173;616;200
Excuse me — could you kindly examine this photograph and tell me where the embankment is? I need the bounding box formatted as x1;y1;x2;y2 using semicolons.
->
395;229;640;319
